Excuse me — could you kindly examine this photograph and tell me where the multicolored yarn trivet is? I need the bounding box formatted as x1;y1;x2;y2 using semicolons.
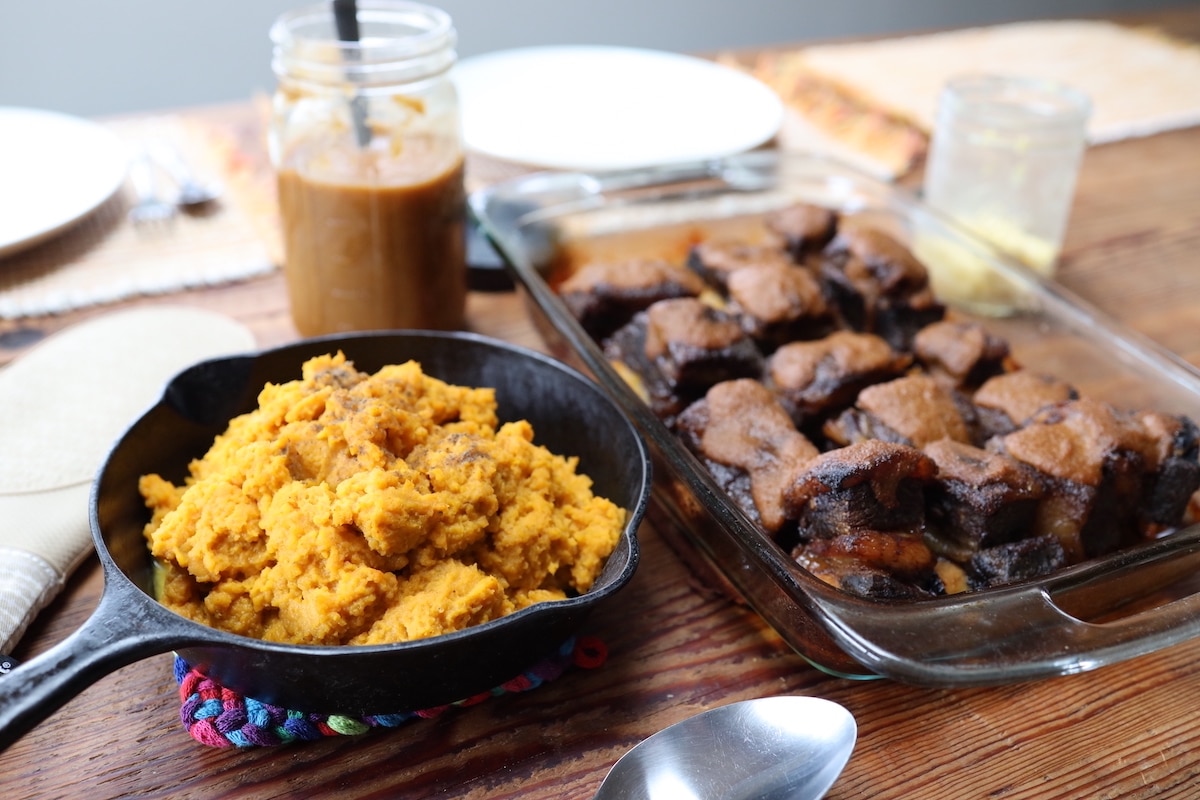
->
174;635;607;748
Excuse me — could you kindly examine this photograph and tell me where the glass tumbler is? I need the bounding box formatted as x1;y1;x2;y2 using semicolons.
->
269;1;466;337
923;74;1091;277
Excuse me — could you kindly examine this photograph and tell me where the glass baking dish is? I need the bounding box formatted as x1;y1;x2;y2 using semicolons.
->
469;150;1200;686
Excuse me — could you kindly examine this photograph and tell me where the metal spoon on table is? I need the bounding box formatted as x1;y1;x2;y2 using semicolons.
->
593;696;856;800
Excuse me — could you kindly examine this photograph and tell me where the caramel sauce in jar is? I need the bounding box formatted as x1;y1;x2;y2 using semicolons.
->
269;2;465;336
276;135;466;335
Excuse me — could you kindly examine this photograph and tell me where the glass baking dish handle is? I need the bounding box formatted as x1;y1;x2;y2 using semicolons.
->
811;522;1200;686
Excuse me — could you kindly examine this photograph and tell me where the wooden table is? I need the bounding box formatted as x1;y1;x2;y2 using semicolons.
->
4;10;1200;798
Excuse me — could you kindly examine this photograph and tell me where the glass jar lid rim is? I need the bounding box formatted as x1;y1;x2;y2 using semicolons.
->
270;0;455;57
940;73;1092;125
270;0;456;85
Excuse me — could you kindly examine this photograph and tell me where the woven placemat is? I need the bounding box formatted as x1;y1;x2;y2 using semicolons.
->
174;636;608;747
0;109;548;322
0;114;279;320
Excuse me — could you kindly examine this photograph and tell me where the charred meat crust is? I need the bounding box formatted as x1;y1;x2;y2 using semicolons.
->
561;203;1200;601
559;257;707;341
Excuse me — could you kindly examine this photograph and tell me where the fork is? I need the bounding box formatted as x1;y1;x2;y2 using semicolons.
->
126;152;176;227
149;141;222;209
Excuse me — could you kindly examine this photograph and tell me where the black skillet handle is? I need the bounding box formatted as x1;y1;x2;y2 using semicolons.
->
0;576;187;751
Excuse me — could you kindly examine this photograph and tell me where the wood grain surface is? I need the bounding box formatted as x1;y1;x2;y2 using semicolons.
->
3;9;1200;798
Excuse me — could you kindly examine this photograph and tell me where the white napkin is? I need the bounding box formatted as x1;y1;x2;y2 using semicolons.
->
0;306;256;653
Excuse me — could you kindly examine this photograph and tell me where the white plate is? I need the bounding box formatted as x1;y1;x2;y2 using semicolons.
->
453;45;784;171
0;107;129;259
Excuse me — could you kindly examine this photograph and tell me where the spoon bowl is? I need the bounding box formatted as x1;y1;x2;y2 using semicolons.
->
595;696;856;800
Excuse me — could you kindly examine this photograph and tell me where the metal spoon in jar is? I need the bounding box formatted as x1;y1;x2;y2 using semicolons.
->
593;696;856;800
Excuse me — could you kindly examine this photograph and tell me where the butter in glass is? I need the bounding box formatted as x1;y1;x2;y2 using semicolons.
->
920;74;1090;305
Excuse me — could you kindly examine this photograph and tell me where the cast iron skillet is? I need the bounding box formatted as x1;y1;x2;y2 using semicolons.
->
0;331;650;750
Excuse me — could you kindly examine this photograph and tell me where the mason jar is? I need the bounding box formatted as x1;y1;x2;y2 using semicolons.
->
269;1;466;336
923;74;1091;277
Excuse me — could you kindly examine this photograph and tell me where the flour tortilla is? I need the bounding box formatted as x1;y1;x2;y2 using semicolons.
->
0;306;255;652
0;306;256;493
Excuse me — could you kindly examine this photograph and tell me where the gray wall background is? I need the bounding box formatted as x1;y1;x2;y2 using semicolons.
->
0;0;1180;117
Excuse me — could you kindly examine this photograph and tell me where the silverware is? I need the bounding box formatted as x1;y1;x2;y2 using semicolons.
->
126;152;176;227
149;142;222;209
593;696;857;800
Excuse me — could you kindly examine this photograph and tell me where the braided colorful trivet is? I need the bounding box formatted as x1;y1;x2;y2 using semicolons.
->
175;635;608;748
